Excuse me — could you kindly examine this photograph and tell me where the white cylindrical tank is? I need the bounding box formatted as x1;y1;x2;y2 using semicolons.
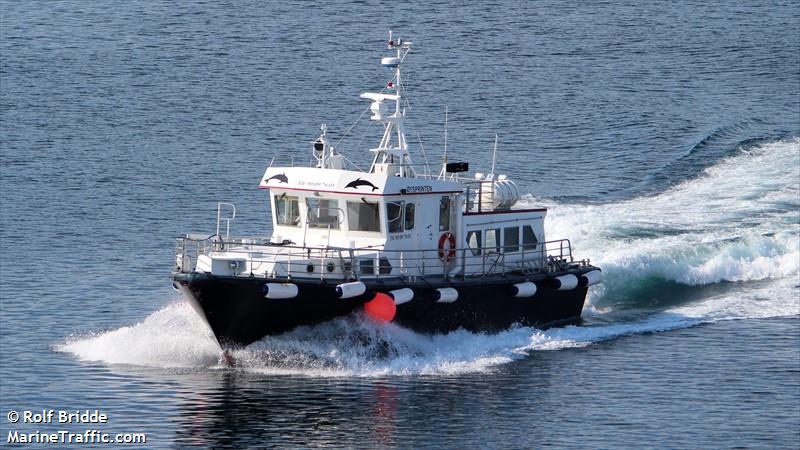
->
495;181;510;207
505;179;520;206
336;281;367;299
477;180;494;209
495;179;520;208
264;283;298;299
477;179;521;210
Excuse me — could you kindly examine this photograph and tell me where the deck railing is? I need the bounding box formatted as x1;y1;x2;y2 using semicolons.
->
174;234;577;281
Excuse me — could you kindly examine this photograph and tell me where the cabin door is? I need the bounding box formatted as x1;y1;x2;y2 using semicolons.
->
386;199;421;275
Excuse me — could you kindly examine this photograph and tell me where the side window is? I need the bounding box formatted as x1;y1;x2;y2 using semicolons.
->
466;230;482;256
387;201;404;233
274;195;300;227
307;198;340;229
485;228;501;254
439;196;451;231
404;203;415;230
347;201;380;232
522;225;539;250
504;227;520;253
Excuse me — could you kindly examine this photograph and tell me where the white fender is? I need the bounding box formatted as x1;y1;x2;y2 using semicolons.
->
264;283;298;299
512;281;537;298
579;270;603;287
389;288;414;305
552;274;578;291
434;287;458;303
336;281;366;299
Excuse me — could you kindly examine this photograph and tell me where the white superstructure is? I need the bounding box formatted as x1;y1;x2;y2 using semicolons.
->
176;32;576;282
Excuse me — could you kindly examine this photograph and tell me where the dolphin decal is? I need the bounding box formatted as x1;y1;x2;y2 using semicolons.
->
265;173;288;184
345;178;379;191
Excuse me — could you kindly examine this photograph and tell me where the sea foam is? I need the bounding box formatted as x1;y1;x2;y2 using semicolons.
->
532;138;800;290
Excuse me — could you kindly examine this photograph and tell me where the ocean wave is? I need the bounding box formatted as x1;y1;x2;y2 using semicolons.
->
57;284;798;377
58;301;221;369
56;301;543;376
528;138;800;292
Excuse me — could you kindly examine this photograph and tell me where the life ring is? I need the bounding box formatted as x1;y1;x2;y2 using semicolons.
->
437;232;456;262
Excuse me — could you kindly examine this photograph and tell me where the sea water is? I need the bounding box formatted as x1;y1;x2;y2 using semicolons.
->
1;1;798;448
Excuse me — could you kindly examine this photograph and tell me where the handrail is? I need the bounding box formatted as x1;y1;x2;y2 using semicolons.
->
174;233;576;280
179;233;569;255
215;202;236;238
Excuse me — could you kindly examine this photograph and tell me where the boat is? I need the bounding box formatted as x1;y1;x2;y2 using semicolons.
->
171;32;602;348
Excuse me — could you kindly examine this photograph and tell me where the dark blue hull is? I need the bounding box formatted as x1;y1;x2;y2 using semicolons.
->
173;269;595;348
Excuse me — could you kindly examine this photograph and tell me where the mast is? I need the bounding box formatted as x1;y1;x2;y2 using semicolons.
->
361;31;416;177
490;134;498;175
438;105;449;179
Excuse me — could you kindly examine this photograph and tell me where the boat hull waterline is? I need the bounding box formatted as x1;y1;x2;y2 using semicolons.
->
174;269;595;347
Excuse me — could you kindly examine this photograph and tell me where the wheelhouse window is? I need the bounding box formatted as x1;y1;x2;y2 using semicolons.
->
387;201;404;233
274;194;300;227
485;228;501;254
439;196;451;231
306;198;340;229
347;201;381;232
404;203;415;230
504;227;520;253
466;230;482;256
522;225;539;250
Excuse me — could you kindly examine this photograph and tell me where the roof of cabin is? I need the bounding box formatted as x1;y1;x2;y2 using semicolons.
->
259;166;462;197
